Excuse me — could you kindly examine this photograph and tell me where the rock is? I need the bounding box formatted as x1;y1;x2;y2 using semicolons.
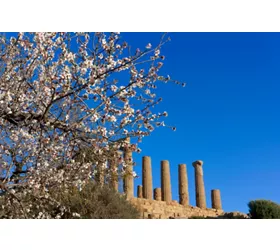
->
220;212;249;219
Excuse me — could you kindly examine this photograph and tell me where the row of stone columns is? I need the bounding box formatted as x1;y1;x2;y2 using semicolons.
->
137;157;222;210
105;139;222;210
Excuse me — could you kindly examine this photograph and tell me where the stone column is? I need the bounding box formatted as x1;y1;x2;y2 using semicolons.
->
123;137;134;199
137;185;143;198
192;160;206;209
154;188;161;201
178;164;189;206
211;189;222;210
161;160;172;202
95;163;105;187
108;157;118;192
142;156;153;199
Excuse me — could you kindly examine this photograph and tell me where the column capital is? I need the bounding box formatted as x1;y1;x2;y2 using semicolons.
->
192;160;203;168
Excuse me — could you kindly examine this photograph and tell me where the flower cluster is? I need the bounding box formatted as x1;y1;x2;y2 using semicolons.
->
0;32;184;217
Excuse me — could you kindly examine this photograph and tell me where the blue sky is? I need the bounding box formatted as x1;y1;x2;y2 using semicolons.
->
123;32;280;213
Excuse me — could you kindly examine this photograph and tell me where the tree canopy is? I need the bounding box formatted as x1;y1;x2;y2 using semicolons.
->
0;32;183;217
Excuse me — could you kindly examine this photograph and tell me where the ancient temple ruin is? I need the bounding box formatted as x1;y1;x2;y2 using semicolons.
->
109;139;224;219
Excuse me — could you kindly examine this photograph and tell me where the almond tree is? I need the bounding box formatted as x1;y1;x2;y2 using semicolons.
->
0;32;184;217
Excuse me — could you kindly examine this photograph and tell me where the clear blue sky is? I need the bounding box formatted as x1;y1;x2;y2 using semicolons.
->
123;32;280;213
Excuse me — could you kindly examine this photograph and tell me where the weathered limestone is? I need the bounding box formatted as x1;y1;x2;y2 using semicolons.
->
178;164;189;206
154;188;161;201
192;160;206;209
95;163;105;187
142;156;153;199
123;137;134;199
137;185;143;198
161;160;172;202
130;198;224;219
211;189;222;210
108;157;118;191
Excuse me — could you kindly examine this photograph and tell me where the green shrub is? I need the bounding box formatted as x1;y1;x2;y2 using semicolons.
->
248;200;280;219
0;182;140;219
55;182;140;219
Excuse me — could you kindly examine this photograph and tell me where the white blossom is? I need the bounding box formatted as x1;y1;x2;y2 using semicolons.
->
0;32;183;218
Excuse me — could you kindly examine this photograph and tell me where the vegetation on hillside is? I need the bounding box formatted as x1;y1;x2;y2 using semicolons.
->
248;199;280;219
0;181;140;219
